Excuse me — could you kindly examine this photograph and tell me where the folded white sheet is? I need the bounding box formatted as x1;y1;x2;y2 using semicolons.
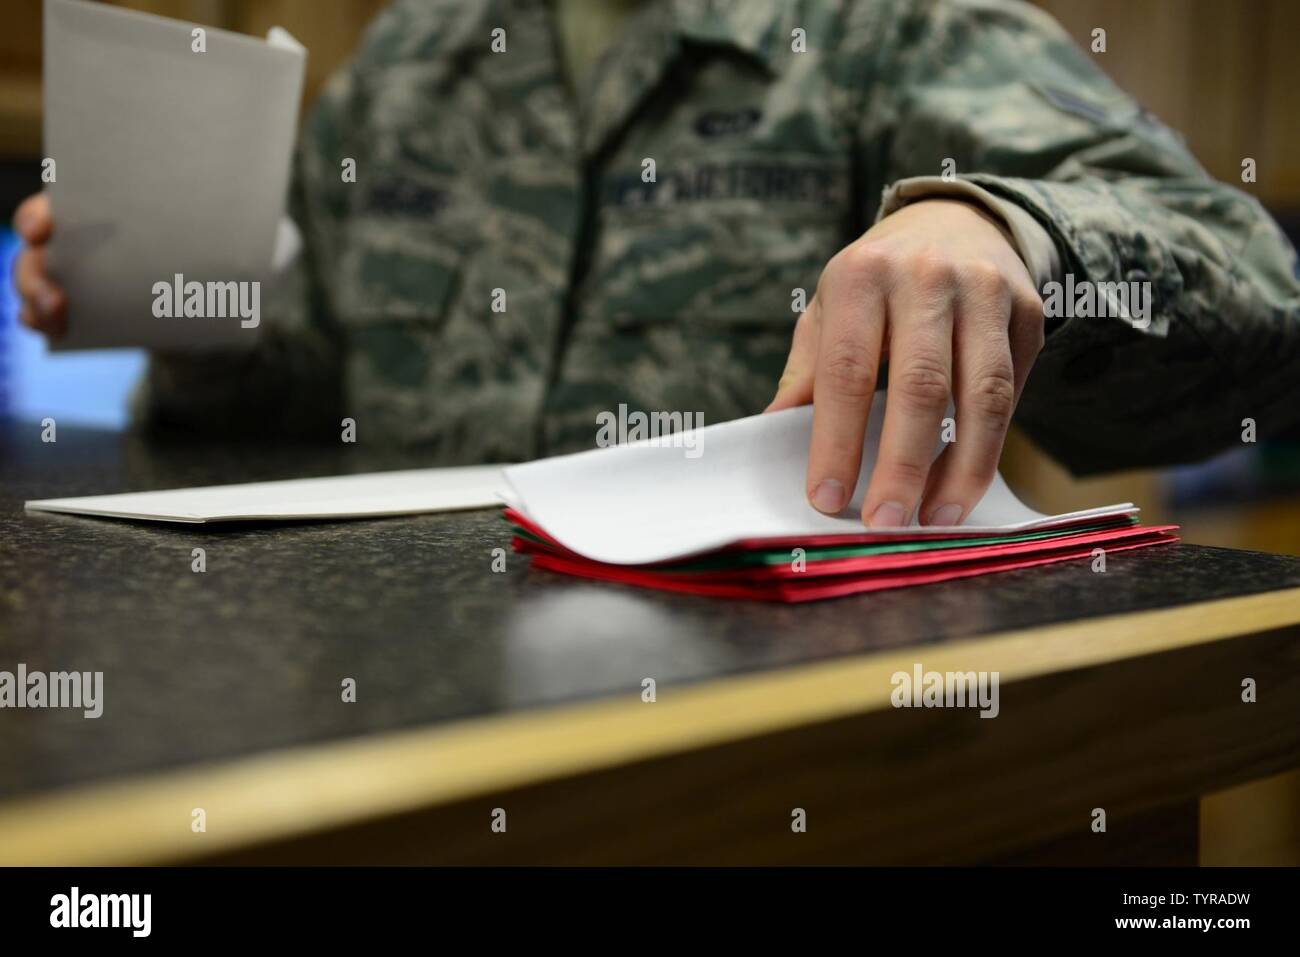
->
502;403;1134;565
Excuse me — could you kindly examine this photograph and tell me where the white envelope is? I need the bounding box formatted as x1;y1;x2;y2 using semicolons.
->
43;0;306;350
25;467;508;523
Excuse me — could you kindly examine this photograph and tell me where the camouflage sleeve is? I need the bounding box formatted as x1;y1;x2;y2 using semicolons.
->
129;66;356;440
862;0;1300;475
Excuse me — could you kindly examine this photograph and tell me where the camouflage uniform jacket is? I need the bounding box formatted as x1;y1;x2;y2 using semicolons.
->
136;0;1300;474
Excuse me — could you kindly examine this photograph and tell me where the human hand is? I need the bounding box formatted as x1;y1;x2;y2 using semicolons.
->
767;198;1045;527
11;193;66;342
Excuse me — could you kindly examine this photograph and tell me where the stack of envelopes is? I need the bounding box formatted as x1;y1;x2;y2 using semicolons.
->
500;402;1178;603
503;510;1176;602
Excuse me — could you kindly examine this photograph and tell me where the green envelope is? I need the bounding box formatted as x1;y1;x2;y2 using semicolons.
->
507;515;1138;571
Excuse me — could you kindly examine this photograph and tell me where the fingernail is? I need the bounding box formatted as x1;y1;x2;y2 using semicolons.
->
811;479;847;514
869;501;907;528
929;504;963;527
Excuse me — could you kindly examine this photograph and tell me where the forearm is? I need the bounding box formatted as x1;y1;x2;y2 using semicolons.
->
971;173;1300;474
868;0;1300;474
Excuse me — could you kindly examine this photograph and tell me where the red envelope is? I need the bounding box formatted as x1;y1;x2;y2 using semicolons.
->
515;523;1176;580
524;533;1178;602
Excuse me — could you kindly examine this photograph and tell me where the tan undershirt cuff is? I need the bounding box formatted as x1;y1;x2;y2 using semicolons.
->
877;176;1062;289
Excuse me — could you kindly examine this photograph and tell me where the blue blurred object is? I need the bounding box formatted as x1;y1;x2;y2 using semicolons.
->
0;227;145;429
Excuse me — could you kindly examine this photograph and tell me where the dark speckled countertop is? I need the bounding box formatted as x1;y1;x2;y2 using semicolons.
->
3;419;1300;802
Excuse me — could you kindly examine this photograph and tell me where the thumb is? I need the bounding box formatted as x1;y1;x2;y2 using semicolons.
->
765;294;820;413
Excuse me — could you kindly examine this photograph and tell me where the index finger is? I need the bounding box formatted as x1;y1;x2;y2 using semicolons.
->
806;259;886;515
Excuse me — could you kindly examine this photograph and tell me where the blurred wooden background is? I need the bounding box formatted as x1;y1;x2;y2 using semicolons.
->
2;0;1299;210
1040;0;1300;209
1;0;1297;864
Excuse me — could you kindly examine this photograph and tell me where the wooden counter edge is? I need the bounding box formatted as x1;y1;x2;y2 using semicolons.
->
3;585;1299;866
